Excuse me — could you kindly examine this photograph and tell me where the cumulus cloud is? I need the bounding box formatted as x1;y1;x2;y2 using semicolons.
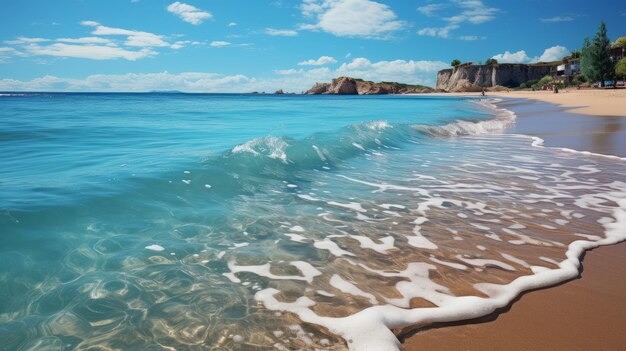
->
82;21;169;47
446;0;498;25
298;56;337;66
417;0;498;40
491;45;570;63
300;0;404;39
417;4;446;16
228;22;237;27
541;16;574;23
167;2;213;25
265;28;299;36
491;50;533;63
537;45;570;62
1;21;195;61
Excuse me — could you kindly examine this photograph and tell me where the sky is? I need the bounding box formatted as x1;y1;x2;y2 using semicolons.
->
0;0;624;92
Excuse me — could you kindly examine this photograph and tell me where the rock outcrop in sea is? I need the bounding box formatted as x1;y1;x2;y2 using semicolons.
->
436;63;554;92
305;77;433;95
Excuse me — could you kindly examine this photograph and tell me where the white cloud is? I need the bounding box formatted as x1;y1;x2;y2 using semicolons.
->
537;45;570;62
167;2;213;25
300;0;404;39
0;47;27;62
446;0;498;24
265;28;299;36
82;21;169;47
4;36;49;45
228;22;237;27
345;52;351;58
491;50;533;63
210;41;232;48
417;0;498;40
491;45;570;64
458;35;485;41
541;16;574;23
298;55;337;66
171;40;202;49
0;72;254;93
56;37;113;44
23;43;155;61
0;56;448;93
80;21;100;27
417;25;458;38
417;3;446;16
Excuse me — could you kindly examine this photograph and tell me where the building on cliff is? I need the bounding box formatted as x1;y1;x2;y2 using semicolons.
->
436;63;559;92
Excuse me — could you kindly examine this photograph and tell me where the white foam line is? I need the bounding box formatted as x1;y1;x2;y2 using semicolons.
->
337;175;429;196
255;198;626;351
226;260;321;283
330;274;378;305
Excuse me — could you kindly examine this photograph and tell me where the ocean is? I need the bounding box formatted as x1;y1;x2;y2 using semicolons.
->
1;93;625;350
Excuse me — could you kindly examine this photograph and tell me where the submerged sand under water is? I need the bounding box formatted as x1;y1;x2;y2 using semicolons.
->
2;98;625;351
222;133;626;350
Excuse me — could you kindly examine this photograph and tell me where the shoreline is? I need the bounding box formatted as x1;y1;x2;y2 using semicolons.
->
403;92;626;351
403;242;626;351
426;88;626;117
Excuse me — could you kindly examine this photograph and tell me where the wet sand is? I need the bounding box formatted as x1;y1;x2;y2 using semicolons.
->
490;89;626;117
403;243;626;351
499;98;626;157
403;96;626;350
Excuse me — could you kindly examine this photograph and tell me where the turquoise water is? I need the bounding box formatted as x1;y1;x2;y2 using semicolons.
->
1;94;625;350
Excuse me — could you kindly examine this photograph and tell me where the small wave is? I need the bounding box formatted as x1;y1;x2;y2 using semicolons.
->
412;99;516;137
365;120;391;130
231;136;289;163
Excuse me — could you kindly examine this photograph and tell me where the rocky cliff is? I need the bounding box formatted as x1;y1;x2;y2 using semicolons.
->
436;64;554;92
305;77;433;95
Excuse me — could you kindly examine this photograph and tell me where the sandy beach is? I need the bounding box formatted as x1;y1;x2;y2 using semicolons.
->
403;243;626;351
444;88;626;117
403;90;626;351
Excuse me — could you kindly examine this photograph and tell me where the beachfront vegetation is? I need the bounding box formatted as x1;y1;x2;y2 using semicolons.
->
451;59;461;67
518;79;539;89
580;21;614;87
537;75;553;87
613;36;626;49
616;58;626;80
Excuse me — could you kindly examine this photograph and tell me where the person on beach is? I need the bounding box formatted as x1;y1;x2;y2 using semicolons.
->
481;88;485;96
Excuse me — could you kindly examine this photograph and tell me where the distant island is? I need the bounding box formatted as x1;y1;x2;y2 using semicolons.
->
303;77;434;95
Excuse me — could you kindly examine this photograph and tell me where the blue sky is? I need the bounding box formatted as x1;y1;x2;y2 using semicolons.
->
1;0;624;92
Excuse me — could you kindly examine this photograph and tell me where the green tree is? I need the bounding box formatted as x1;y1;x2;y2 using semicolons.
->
451;59;461;67
616;58;626;80
581;21;614;87
485;58;498;65
580;37;592;80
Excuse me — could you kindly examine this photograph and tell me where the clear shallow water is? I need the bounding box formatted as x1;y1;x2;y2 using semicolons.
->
1;94;625;350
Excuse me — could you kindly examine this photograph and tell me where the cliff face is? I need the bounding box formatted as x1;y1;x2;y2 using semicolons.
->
305;77;433;95
436;64;554;92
